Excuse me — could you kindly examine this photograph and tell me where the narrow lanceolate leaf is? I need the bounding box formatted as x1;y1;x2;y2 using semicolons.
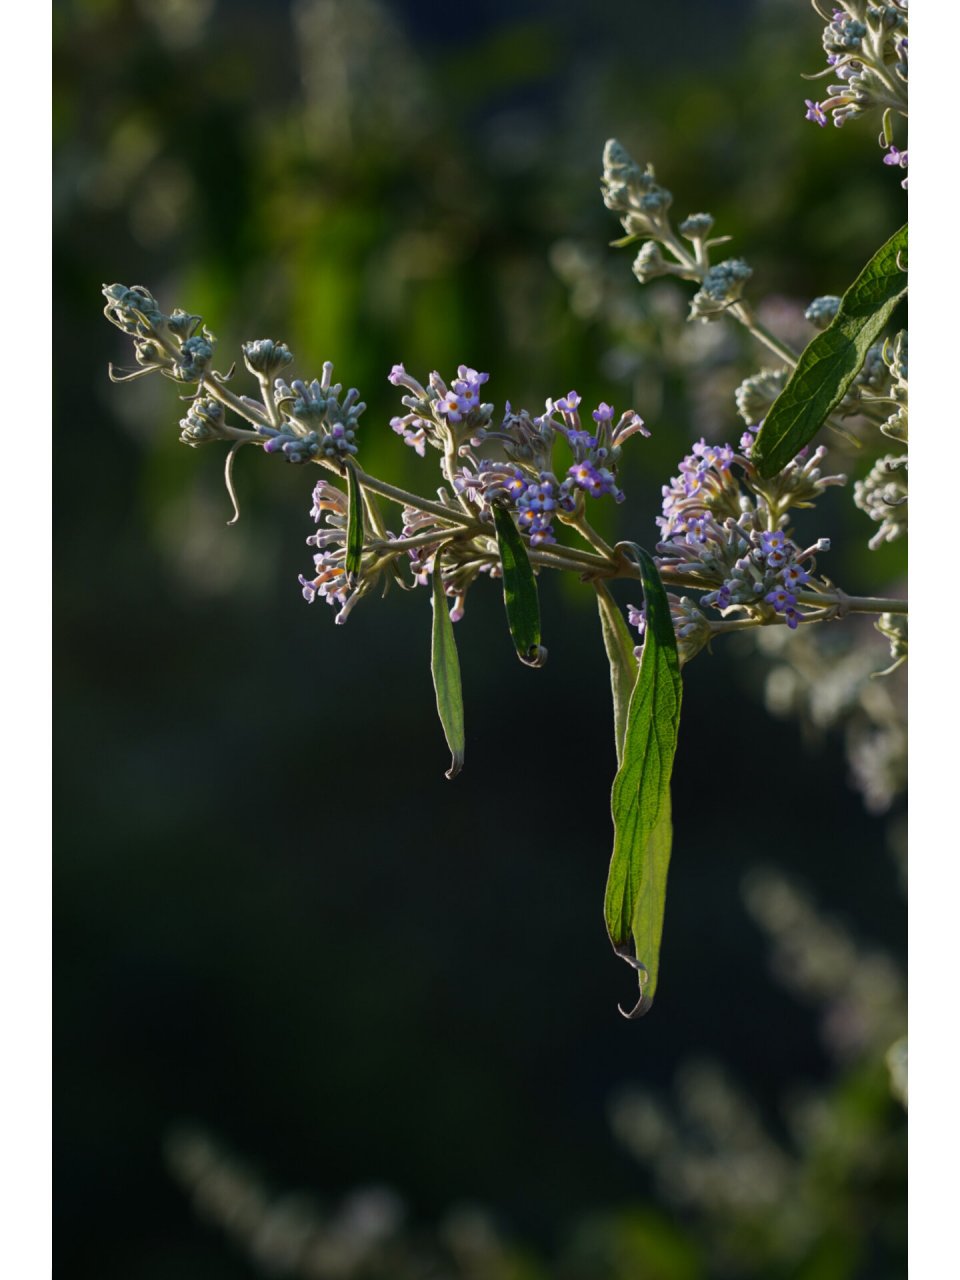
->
344;463;364;585
430;563;465;780
752;224;907;478
605;548;682;1017
492;505;547;668
595;581;639;767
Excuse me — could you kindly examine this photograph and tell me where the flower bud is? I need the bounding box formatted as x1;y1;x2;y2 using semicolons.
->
632;241;670;283
678;212;715;239
242;339;295;378
689;259;752;320
735;369;787;425
804;295;841;330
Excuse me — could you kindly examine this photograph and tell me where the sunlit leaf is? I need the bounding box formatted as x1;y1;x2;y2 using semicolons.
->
492;506;546;668
431;560;466;780
752;224;907;477
605;548;682;1016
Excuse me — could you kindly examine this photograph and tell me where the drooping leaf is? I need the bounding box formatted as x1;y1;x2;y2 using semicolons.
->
605;548;682;1016
595;581;639;767
751;224;907;477
345;463;364;584
430;562;465;780
492;505;546;668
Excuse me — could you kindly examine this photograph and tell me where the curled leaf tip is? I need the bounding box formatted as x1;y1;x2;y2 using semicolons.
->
618;993;654;1019
444;756;464;781
614;946;652;1018
520;644;548;668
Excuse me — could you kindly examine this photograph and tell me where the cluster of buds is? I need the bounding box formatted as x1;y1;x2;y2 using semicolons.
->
179;397;228;447
852;329;907;550
853;454;907;549
880;329;907;444
600;140;754;325
102;284;218;384
103;284;366;472
803;1;908;185
264;365;367;464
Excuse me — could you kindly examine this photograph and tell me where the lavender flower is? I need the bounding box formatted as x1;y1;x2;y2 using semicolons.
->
883;143;908;188
388;363;494;455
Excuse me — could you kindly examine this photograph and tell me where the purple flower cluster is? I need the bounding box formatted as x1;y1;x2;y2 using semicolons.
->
388;363;494;455
662;509;827;631
455;461;577;547
542;391;649;493
298;479;362;623
435;365;490;423
657;438;740;541
452;388;648;545
700;529;819;629
654;434;843;631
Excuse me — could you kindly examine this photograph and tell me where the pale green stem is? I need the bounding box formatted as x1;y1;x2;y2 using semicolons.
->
563;513;616;559
257;374;281;428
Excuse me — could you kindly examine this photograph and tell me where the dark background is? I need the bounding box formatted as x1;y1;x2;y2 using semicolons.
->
55;1;907;1276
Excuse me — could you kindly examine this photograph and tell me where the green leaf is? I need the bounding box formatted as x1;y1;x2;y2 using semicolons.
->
430;562;465;780
344;463;364;584
751;224;907;478
492;505;547;668
605;548;682;1016
595;581;639;767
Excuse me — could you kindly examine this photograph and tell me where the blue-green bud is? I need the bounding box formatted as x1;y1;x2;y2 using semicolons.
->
804;295;841;330
102;283;165;336
179;397;225;447
242;339;295;378
173;333;215;382
679;213;714;239
689;258;752;320
167;309;204;340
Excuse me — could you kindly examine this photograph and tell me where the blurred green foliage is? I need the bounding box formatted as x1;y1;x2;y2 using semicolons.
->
55;1;906;1277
